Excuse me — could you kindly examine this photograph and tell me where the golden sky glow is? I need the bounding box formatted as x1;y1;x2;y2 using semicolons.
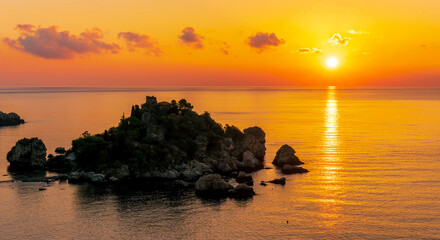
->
1;0;440;86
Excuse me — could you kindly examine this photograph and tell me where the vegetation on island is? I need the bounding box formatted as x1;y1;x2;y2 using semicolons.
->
71;97;237;173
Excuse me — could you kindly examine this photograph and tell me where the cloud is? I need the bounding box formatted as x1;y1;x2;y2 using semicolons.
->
328;33;350;46
178;27;203;49
118;32;162;56
3;25;120;59
348;29;369;35
247;32;285;52
15;24;35;32
297;48;322;54
219;42;229;55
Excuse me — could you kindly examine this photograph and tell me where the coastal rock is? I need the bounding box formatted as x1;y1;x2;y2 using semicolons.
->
214;157;238;174
7;138;47;170
141;170;178;179
108;177;120;182
240;151;263;172
231;126;266;162
272;144;303;167
244;127;266;146
219;137;234;157
243;127;266;161
194;135;209;158
105;164;130;180
195;174;233;197
236;171;253;183
175;180;195;188
269;177;286;185
281;164;309;174
83;172;105;183
68;170;83;183
46;155;72;173
182;170;202;181
228;183;256;198
161;170;178;179
187;160;213;175
0;111;25;126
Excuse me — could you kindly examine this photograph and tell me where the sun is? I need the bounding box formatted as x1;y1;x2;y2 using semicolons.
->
326;56;339;69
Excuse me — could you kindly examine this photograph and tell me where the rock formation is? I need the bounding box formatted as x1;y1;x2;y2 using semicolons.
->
5;97;289;199
0;111;25;126
228;183;255;198
7;138;46;170
268;177;286;185
272;144;304;167
195;174;233;197
281;165;309;174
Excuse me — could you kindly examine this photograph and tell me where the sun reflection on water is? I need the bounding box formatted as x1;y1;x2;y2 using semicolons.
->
318;86;344;228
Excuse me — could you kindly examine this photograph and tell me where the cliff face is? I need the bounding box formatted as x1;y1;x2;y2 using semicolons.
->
0;111;25;126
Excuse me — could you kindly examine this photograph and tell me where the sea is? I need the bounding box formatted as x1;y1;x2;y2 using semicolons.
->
0;87;439;239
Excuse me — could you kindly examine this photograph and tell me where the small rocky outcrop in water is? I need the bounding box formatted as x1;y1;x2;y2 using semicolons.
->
0;111;25;126
272;144;308;174
268;177;286;185
7;138;46;170
281;165;309;174
195;174;232;197
272;144;304;167
228;183;255;198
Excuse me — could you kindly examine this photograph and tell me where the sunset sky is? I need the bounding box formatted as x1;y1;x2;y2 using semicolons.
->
1;0;440;86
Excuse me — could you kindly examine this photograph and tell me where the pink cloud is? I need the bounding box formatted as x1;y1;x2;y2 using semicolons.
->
3;25;120;59
247;32;285;52
178;27;203;49
118;32;163;56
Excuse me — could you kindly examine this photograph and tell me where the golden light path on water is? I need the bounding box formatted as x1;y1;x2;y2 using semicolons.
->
318;86;343;228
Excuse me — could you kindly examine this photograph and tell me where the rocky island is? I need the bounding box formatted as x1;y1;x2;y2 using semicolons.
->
0;111;25;126
6;96;308;198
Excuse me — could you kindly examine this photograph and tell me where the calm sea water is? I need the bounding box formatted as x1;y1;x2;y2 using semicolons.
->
0;87;439;239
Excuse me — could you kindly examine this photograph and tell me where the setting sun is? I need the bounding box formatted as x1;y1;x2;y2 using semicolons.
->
326;57;339;69
1;0;440;239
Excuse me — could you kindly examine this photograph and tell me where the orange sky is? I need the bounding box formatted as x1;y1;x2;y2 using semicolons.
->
1;0;440;86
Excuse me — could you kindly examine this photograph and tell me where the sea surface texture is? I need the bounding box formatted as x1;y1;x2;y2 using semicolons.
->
0;87;439;239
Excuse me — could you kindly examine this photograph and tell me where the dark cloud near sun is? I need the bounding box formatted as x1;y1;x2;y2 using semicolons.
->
118;32;163;56
297;48;322;54
247;32;285;52
3;24;120;59
179;27;203;49
328;33;350;46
